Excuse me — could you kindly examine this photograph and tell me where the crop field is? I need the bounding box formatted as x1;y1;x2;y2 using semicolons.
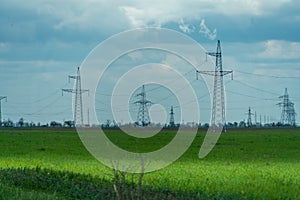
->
0;128;299;199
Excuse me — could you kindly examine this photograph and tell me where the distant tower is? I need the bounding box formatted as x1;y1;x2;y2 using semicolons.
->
0;96;7;127
62;67;89;126
277;88;296;126
134;85;152;127
169;106;175;127
246;107;254;127
197;40;233;130
260;114;262;126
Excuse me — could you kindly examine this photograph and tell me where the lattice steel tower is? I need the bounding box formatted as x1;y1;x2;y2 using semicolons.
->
277;88;296;126
197;40;232;129
63;67;89;126
0;96;7;127
169;106;175;127
134;85;152;127
246;107;254;127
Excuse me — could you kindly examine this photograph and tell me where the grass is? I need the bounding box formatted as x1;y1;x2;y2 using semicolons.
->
0;128;299;199
0;182;60;200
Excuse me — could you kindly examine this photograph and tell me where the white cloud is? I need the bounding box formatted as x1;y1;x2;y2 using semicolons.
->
118;0;289;28
1;0;292;37
259;40;300;59
199;19;217;40
178;19;195;34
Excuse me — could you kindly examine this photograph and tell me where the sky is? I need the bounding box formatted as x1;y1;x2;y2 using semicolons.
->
0;0;300;125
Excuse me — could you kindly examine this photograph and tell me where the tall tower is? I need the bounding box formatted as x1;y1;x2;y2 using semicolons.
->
246;107;254;127
134;85;152;127
197;40;232;130
169;106;175;127
0;96;7;127
277;88;296;126
63;67;89;126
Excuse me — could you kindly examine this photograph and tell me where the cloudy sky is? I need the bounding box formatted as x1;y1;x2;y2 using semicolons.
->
0;0;300;125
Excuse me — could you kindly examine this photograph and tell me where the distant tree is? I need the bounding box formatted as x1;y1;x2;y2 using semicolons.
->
50;121;62;127
106;119;111;128
233;122;238;127
64;120;74;128
227;122;233;127
18;118;24;127
202;123;209;128
3;119;13;127
239;121;246;128
29;121;35;127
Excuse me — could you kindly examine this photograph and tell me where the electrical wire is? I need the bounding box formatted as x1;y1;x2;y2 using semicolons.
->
235;69;300;79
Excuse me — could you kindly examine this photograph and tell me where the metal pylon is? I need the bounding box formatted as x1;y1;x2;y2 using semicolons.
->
197;40;233;130
246;107;254;127
277;88;296;126
134;85;152;127
169;106;175;127
62;67;89;126
0;96;7;127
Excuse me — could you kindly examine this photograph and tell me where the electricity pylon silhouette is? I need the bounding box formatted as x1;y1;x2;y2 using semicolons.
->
246;107;254;127
62;67;89;127
134;85;152;127
169;106;175;127
197;40;232;131
277;88;296;126
0;96;7;127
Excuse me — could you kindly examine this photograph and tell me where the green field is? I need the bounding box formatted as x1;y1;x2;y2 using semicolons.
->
0;129;299;199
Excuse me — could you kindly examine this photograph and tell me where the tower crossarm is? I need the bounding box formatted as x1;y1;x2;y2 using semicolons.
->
69;75;78;79
62;89;89;94
206;52;220;57
196;70;233;77
134;100;152;105
0;96;7;101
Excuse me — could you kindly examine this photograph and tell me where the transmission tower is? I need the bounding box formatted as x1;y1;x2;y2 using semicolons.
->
134;85;152;127
277;88;296;126
62;67;89;126
169;106;175;127
0;96;7;127
197;40;233;130
246;107;254;127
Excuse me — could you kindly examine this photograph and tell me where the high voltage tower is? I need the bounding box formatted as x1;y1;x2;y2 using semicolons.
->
134;85;152;127
246;107;254;127
197;40;233;130
62;67;89;126
277;88;296;126
0;96;7;127
169;106;175;127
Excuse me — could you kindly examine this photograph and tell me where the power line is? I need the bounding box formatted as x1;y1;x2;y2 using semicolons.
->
226;90;278;101
231;79;280;96
8;83;69;105
95;69;196;97
226;79;300;101
235;69;300;79
24;95;63;116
